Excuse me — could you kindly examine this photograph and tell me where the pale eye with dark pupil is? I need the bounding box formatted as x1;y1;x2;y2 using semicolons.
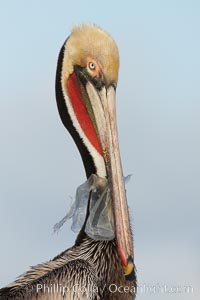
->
89;62;95;70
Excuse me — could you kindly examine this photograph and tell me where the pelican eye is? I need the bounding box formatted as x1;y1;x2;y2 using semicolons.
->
89;62;96;70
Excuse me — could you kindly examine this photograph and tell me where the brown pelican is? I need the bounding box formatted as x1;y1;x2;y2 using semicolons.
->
0;24;136;299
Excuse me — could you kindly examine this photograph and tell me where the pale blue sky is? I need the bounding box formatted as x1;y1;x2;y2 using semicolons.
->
0;1;200;299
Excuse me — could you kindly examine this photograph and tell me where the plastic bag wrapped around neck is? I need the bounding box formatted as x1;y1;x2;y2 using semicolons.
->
53;174;131;241
53;174;114;240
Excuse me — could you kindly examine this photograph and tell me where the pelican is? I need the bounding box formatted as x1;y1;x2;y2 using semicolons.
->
0;24;136;299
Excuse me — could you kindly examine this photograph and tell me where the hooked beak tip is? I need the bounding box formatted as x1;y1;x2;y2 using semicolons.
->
124;256;136;281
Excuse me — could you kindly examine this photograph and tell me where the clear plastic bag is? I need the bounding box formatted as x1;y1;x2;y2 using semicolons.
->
53;174;131;241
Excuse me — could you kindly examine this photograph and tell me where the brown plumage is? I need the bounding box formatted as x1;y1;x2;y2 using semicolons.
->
0;233;136;299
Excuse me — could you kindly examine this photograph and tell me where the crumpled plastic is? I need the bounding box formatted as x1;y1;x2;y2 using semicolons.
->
53;174;131;241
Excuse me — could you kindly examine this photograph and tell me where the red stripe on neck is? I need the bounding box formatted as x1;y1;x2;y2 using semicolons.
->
66;72;102;156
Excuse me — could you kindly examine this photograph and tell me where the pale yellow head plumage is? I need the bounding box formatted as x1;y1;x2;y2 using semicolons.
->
62;24;119;86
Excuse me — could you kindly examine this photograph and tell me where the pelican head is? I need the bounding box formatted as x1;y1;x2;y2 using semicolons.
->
55;24;135;280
